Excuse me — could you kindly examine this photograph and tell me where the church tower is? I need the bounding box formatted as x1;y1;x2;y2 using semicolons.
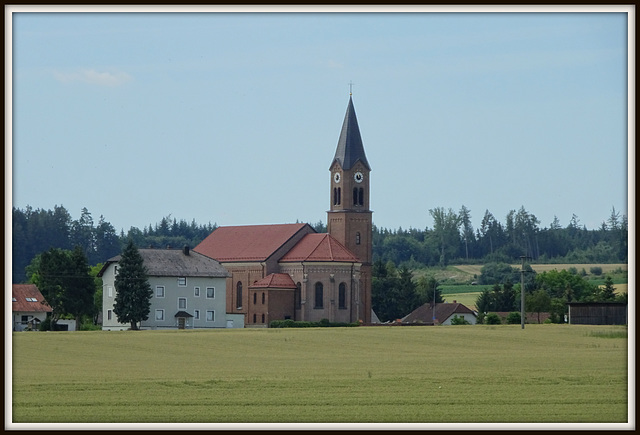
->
328;94;372;323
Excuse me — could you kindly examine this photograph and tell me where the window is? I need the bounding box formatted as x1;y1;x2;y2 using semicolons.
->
107;310;112;320
262;314;265;323
108;286;113;298
333;187;341;205
353;187;358;206
236;282;243;309
178;277;187;287
26;297;37;302
194;310;200;320
114;266;118;275
253;314;257;323
155;309;165;321
314;282;324;309
253;292;257;304
12;297;16;302
339;283;347;309
206;311;215;322
178;298;187;310
356;232;361;245
156;286;165;298
262;292;265;304
295;283;301;310
206;287;215;298
194;287;200;297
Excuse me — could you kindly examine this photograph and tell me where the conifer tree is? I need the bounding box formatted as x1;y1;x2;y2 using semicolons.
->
113;240;152;330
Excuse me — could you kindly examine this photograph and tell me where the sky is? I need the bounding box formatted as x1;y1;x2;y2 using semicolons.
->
8;6;632;235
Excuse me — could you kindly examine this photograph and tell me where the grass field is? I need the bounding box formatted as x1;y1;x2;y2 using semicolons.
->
10;325;629;426
452;263;628;277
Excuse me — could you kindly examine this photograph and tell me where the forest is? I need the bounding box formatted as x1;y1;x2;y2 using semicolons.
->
11;204;628;284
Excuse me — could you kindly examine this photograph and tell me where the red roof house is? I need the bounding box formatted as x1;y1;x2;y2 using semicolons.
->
12;284;52;331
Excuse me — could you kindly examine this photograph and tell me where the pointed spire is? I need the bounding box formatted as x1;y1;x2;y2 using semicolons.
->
331;96;370;170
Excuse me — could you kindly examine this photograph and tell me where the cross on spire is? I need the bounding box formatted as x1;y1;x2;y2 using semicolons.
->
349;81;354;96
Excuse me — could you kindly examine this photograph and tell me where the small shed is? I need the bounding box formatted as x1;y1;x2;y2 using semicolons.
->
567;302;627;325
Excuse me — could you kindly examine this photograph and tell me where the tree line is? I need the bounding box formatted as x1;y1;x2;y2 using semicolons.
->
373;205;628;268
12;204;627;284
12;206;217;283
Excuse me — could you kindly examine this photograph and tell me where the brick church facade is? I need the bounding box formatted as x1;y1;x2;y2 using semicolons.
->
194;95;373;326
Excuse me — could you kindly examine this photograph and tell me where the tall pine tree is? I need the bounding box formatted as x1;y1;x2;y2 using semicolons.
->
113;240;152;330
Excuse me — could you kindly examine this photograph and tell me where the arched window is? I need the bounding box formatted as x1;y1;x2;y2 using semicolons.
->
333;187;341;206
353;188;358;206
253;313;257;323
356;232;361;245
339;283;346;309
295;283;301;309
236;282;243;309
358;188;364;206
253;292;257;304
262;292;265;304
314;282;324;309
262;314;265;323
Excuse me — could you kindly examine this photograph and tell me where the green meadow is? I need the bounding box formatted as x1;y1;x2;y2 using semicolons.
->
11;325;628;425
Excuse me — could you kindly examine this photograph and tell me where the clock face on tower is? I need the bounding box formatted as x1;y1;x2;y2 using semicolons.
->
354;171;364;183
333;172;341;183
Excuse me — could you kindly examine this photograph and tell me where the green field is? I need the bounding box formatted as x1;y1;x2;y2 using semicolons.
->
422;263;629;310
10;325;629;426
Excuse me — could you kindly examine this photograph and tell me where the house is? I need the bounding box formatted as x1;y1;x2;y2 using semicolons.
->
99;246;244;330
567;302;627;325
402;301;477;325
193;95;374;327
12;284;52;331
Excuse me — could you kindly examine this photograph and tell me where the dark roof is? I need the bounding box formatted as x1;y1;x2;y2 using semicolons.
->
12;284;53;313
174;311;193;318
98;248;230;278
194;223;314;262
402;302;475;324
331;96;370;171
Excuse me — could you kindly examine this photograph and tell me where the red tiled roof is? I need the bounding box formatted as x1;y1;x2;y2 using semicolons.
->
279;233;359;263
194;223;312;262
249;273;297;289
12;284;53;313
402;302;475;324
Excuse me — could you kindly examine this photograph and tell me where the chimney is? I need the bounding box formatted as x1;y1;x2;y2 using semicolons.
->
453;300;457;304
183;245;190;256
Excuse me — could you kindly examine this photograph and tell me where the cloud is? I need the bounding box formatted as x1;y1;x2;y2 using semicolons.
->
53;68;133;86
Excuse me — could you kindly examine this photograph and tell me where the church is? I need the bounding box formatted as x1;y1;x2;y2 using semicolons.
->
194;94;373;326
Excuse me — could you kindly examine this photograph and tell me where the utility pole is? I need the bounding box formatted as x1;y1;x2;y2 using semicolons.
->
520;256;531;329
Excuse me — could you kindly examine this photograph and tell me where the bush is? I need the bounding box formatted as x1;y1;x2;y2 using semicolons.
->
450;315;470;325
506;312;521;324
484;313;502;325
39;317;52;331
270;319;359;328
568;267;578;275
590;266;603;276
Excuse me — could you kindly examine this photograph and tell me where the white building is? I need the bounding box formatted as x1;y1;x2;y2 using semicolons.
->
99;246;243;330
